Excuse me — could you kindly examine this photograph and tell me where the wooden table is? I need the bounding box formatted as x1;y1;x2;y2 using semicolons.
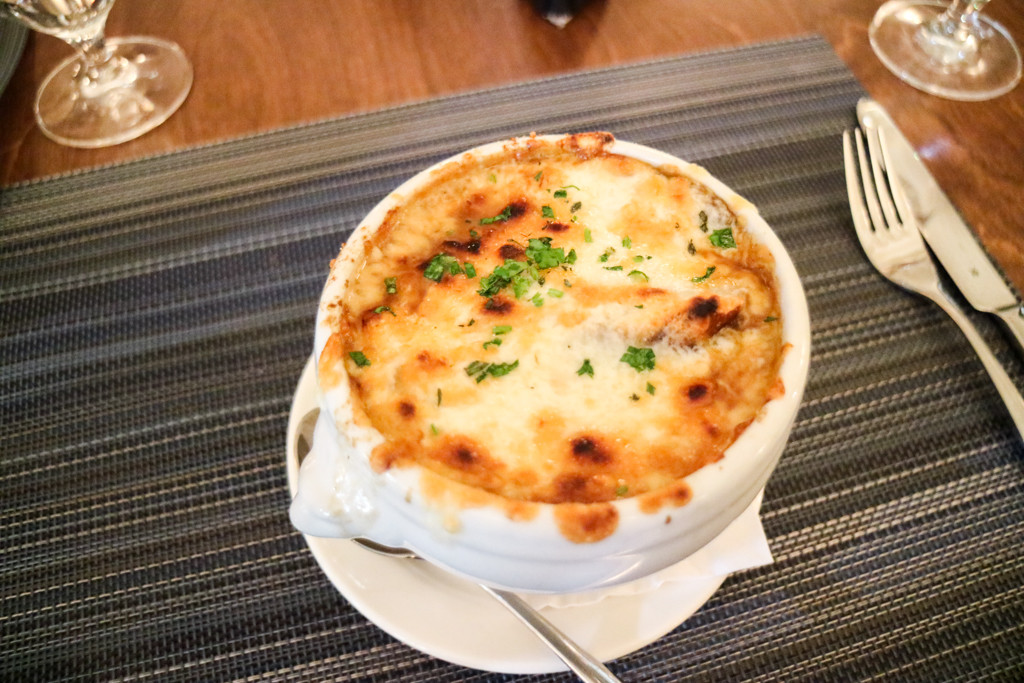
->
2;0;1022;294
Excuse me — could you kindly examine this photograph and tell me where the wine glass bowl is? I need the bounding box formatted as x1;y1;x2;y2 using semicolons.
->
869;0;1022;101
2;0;192;148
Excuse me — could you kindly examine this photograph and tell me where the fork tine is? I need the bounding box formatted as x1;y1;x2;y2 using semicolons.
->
843;130;876;247
876;127;916;233
854;129;889;237
862;124;903;232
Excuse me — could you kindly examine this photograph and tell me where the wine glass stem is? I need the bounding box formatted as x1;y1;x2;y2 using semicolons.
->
68;28;140;99
73;33;110;75
918;0;992;69
943;0;989;24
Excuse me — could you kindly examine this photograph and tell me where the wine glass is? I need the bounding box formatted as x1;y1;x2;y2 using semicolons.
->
1;0;192;148
869;0;1022;100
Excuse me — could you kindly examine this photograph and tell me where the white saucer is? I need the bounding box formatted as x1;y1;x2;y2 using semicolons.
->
286;356;726;674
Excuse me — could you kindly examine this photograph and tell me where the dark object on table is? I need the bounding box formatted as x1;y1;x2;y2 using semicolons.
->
0;18;29;98
533;0;590;27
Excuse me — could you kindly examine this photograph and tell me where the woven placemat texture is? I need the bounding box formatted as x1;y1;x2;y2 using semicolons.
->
3;35;1023;682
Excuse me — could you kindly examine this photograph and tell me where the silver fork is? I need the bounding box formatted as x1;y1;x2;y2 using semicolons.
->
843;126;1024;439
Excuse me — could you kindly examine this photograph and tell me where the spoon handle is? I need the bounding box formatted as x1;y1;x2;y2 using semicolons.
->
481;586;623;683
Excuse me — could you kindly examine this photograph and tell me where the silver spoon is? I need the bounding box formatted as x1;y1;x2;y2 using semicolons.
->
294;408;622;683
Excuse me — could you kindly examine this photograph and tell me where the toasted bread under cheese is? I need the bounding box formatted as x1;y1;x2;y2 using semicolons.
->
319;133;786;530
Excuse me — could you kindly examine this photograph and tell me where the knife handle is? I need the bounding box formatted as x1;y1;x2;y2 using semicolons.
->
995;306;1024;356
931;288;1024;441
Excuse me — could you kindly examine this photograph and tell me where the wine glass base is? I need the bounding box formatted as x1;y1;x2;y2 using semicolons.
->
869;0;1022;101
34;36;193;148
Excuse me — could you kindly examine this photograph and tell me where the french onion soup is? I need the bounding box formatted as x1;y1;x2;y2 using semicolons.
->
315;132;788;545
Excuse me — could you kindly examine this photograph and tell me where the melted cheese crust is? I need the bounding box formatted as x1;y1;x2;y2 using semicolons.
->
322;134;785;515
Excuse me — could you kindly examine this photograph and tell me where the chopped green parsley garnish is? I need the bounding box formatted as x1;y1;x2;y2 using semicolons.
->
488;173;497;183
466;359;519;383
687;240;697;256
530;292;545;307
470;229;479;239
483;325;512;349
541;205;555;219
430;424;440;435
534;171;543;182
480;205;514;225
622;236;632;248
598;247;615;263
348;351;371;367
570;201;582;213
487;361;519;378
584;228;593;243
547;288;564;298
465;360;488;378
577;359;594;377
463;262;477;278
646;382;656;395
552;184;580;199
615;483;629;496
373;305;397;316
709;228;736;249
633;255;645;262
478;259;527;297
692;266;716;283
424;253;463;282
437;388;442;406
620;346;656;372
764;316;778;322
477;237;574;300
525;236;568;269
628;270;649;282
604;265;623;271
698;210;709;233
385;277;398;294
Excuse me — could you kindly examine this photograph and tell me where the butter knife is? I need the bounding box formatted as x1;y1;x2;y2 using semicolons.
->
857;98;1024;353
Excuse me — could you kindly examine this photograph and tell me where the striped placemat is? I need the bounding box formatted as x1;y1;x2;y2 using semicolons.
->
3;35;1023;681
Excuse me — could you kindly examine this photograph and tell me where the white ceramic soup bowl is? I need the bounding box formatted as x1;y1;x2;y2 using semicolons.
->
290;134;811;594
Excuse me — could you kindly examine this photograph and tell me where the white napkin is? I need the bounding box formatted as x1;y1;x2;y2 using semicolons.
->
523;491;772;609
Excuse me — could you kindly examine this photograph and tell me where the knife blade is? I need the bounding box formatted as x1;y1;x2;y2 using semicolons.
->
857;98;1024;352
